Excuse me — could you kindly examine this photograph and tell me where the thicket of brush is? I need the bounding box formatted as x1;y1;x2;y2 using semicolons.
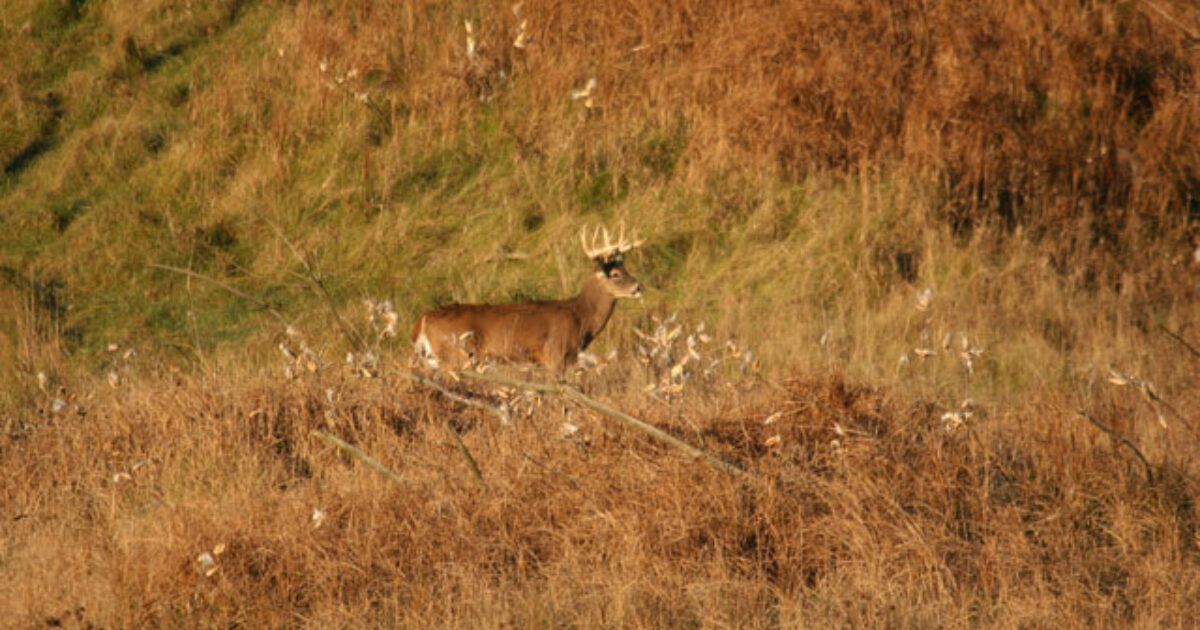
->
3;0;1200;626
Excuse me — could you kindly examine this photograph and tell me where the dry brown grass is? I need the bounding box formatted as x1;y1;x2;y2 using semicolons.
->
281;0;1199;227
4;0;1200;626
2;359;1198;627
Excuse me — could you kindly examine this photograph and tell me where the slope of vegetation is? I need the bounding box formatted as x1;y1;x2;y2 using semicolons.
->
2;0;1199;626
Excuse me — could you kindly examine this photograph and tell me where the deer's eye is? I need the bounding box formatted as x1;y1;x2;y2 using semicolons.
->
610;270;622;278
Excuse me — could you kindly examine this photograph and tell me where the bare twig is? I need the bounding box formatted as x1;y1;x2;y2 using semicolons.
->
312;429;408;484
1157;323;1200;359
393;370;510;424
391;371;493;489
146;263;291;328
1076;410;1154;483
181;251;212;373
455;370;746;477
1150;394;1200;444
1107;367;1200;443
756;373;860;431
442;424;488;490
259;215;369;353
1138;0;1200;41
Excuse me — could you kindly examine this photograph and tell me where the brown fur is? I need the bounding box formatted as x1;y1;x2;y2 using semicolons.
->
413;267;643;372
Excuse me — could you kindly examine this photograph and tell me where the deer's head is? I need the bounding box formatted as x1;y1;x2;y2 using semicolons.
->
580;224;645;300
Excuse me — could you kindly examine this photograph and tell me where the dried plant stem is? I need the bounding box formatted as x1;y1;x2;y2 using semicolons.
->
455;370;746;477
1150;394;1200;444
391;371;492;489
181;250;212;373
393;370;510;424
442;424;488;490
1076;410;1154;484
1157;324;1200;359
260;214;369;353
146;263;291;329
758;374;856;429
312;429;408;484
1138;0;1200;41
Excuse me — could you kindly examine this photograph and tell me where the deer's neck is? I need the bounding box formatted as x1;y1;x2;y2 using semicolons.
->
570;275;618;351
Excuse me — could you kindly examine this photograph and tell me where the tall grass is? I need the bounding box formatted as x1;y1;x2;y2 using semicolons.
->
2;0;1200;625
2;364;1198;627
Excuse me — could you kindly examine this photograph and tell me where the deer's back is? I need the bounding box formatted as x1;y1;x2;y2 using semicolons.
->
413;300;582;369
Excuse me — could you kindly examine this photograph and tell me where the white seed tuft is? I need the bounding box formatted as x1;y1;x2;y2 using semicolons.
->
915;287;933;311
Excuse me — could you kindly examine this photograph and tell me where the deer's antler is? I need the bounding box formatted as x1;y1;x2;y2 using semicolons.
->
580;221;643;261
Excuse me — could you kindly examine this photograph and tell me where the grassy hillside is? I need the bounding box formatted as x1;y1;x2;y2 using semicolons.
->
2;0;1199;626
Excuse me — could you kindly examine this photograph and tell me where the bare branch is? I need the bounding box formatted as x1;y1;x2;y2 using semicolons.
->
146;263;291;329
1138;0;1200;41
259;214;369;353
1076;410;1154;484
442;424;488;490
312;430;408;484
454;370;746;477
394;370;510;424
1157;323;1200;360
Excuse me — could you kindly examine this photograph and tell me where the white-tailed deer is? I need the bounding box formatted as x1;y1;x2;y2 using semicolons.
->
412;225;645;372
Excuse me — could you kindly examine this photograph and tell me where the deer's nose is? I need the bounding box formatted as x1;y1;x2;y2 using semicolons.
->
632;283;645;298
